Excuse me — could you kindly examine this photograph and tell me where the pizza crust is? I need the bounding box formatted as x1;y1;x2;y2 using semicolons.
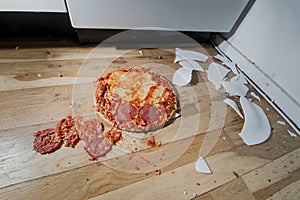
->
95;67;177;132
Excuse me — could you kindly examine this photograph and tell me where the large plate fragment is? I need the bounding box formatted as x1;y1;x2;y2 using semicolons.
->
179;60;204;72
239;97;271;145
222;75;249;97
172;67;193;86
174;48;208;63
207;62;230;90
223;98;244;119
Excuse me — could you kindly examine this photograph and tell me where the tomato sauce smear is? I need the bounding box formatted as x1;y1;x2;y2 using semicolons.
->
105;129;123;145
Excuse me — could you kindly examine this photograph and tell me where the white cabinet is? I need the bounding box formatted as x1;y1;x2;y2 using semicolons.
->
66;0;249;32
0;0;66;13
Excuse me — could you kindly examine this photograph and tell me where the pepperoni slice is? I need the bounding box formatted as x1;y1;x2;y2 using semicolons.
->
139;105;160;124
33;128;62;154
77;119;104;141
84;134;112;160
114;103;137;124
77;119;112;160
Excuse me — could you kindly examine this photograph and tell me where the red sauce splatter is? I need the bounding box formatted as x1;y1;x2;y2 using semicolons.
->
147;137;162;147
105;129;123;145
135;165;140;171
155;169;161;175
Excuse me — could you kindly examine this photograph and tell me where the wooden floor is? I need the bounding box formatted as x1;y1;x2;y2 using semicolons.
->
0;41;299;200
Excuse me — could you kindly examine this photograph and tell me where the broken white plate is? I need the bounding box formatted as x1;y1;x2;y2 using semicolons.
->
172;67;193;86
214;54;230;63
207;62;230;90
250;92;261;101
222;75;249;97
223;61;239;75
179;60;204;72
223;98;244;119
195;157;212;174
174;48;209;63
239;96;271;145
231;74;248;84
214;54;239;74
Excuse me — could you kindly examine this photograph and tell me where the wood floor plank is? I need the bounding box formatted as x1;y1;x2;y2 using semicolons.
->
192;192;213;200
90;151;269;200
0;84;73;130
209;178;255;200
242;147;300;199
265;179;300;200
0;46;127;63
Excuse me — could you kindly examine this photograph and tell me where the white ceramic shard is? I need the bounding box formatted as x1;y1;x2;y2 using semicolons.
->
277;120;286;126
223;98;244;119
231;74;248;84
195;157;212;174
172;67;193;86
207;62;230;90
179;60;204;72
239;96;271;146
214;54;230;63
172;112;181;119
287;130;297;137
214;54;239;74
223;61;239;75
250;92;261;101
222;75;249;97
174;48;209;63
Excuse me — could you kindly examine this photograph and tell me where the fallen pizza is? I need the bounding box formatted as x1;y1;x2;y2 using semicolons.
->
95;67;178;132
33;67;178;160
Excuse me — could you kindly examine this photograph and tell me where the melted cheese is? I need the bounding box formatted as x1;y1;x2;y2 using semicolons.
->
110;70;166;107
